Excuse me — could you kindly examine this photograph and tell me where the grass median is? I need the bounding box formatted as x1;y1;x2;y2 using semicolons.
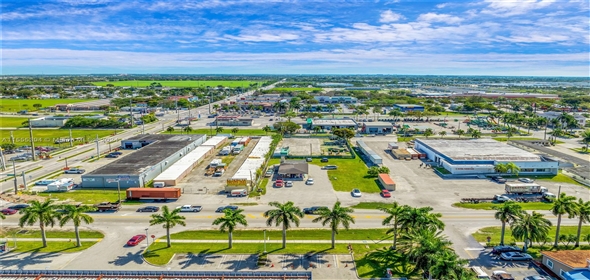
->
472;226;590;245
0;228;104;239
168;228;390;241
453;202;554;211
11;241;97;253
352;202;393;210
38;189;142;205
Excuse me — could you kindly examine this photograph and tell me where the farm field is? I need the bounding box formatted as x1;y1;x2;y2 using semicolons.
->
0;129;117;147
92;80;262;88
0;99;89;112
0;117;29;128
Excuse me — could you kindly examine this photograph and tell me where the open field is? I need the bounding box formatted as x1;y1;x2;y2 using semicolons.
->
0;117;29;128
37;189;141;205
92;80;261;88
453;202;554;210
0;129;117;146
0;99;89;112
11;241;98;253
0;228;104;239
314;153;380;193
169;229;389;241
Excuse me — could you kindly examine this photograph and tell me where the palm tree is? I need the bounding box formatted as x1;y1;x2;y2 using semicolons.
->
313;126;321;134
428;250;469;280
149;205;186;248
212;104;220;112
166;126;175;134
231;127;239;135
398;206;444;233
183;126;193;134
398;228;453;277
380;202;405;249
212;208;248;249
470;130;481;138
423;128;434;138
574;199;590;247
494;163;508;174
505;162;521;176
19;200;59;247
510;211;552;251
58;205;96;247
215;126;224;134
262;125;271;135
312;201;355;249
456;129;465;138
493;201;523;245
581;129;590;152
283;111;297;122
551;192;579;248
264;201;304;249
438;131;447;138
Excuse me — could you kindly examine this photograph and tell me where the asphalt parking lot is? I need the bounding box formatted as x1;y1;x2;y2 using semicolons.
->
264;164;338;207
466;248;550;278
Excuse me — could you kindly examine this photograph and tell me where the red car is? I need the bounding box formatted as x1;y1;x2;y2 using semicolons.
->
381;189;391;198
126;234;147;246
275;179;284;188
1;208;18;215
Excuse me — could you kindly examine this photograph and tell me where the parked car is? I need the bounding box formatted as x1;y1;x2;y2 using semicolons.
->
321;157;329;162
216;206;238;213
518;178;534;183
64;168;85;174
500;252;533;261
492;271;514;280
1;208;18;215
265;169;274;177
303;206;328;214
275;179;284;188
110;151;123;155
305;178;314;185
381;189;391;198
492;245;522;255
136;206;160;212
351;189;362;197
126;234;147;246
323;165;338;170
7;204;30;210
523;276;550;280
306;158;312;162
285;181;293;187
491;176;507;183
105;154;119;158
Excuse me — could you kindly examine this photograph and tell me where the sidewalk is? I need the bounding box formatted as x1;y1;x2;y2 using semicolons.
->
7;237;381;244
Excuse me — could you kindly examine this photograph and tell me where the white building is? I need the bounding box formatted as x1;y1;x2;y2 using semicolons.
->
414;139;558;175
536;111;587;128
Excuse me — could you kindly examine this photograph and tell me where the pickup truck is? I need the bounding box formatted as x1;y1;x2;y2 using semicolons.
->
176;205;202;212
94;202;121;212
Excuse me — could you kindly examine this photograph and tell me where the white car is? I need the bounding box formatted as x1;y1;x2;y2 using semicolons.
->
306;178;314;185
351;188;362;197
285;181;293;187
518;178;534;183
500;252;533;261
64;168;85;174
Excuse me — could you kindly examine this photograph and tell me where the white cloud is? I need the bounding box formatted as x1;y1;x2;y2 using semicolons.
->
224;33;300;42
379;10;404;23
436;3;448;9
482;0;558;16
417;13;463;24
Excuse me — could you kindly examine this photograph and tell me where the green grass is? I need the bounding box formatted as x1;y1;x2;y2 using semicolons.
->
0;129;118;146
221;154;237;166
434;166;451;174
452;202;554;210
10;241;97;253
534;172;585;186
169;129;272;137
249;178;269;197
92;80;261;88
473;226;590;244
0;117;29;128
0;99;90;112
396;136;415;142
571;147;589;154
0;228;104;239
57;148;94;161
168;229;390;241
268;87;323;92
313;153;381;193
38;189;137;205
352;202;396;210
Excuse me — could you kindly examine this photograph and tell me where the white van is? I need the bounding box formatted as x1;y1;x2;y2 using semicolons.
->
471;266;490;279
230;189;247;197
153;182;166;188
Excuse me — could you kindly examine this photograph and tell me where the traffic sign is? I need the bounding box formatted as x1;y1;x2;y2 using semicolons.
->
7;174;15;176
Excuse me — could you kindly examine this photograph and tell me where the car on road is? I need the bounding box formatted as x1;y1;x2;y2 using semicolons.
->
1;208;18;215
7;204;30;210
381;189;391;198
492;245;522;255
275;179;284;188
351;188;362;197
492;271;514;280
64;168;85;174
136;206;160;212
500;252;533;261
518;178;534;183
321;157;329;162
216;206;238;213
285;181;293;187
303;206;328;214
523;276;550;280
305;178;314;185
491;176;507;183
126;234;147;246
105;154;119;158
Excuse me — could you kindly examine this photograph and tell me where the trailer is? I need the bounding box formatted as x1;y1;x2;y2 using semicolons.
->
504;183;547;194
94;202;121;212
126;187;181;200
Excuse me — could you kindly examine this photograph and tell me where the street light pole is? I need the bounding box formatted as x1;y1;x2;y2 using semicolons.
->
12;159;17;194
117;180;122;203
145;228;150;252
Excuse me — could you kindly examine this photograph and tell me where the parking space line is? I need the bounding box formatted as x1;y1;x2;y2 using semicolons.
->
283;254;288;268
218;255;226;268
236;255;243;269
334;255;338;268
316;254;321;268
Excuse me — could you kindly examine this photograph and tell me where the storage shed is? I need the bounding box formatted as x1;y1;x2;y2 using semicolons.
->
356;140;383;165
228;136;272;192
378;174;396;191
202;136;228;149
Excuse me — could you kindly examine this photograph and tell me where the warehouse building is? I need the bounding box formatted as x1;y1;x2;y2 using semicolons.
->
226;136;273;192
361;122;394;134
356;140;383;165
310;119;358;130
414;139;558;175
81;134;207;188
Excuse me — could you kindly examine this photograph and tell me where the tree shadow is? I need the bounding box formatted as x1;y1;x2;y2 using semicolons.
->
178;250;221;269
0;251;58;270
222;254;258;271
108;250;144;266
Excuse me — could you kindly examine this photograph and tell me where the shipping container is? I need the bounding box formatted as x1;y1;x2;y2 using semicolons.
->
126;187;181;200
378;173;396;191
239;137;251;146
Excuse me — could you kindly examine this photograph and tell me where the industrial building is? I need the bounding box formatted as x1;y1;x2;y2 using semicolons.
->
414;139;558;175
215;116;254;126
393;104;425;112
310;119;358;130
314;96;358;104
356;140;383;165
81;134;207;188
227;136;273;192
361;122;394;134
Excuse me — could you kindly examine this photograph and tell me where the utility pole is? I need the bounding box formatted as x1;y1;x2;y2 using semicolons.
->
10;131;14;144
12;159;17;194
21;171;27;188
28;118;36;161
208;87;212;115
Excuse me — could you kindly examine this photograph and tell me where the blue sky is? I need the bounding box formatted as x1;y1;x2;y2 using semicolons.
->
2;0;589;76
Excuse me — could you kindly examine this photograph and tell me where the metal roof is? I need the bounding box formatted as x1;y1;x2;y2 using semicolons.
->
416;139;541;162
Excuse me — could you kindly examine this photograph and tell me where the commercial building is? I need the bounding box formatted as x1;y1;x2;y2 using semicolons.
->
227;136;273;192
314;96;358;104
356;140;383;165
215;116;254;126
393;104;425;112
277;160;309;180
542;250;590;279
414;139;558;175
537;111;587;128
310;119;358;130
361;122;394;134
82;134;207;188
30;116;70;127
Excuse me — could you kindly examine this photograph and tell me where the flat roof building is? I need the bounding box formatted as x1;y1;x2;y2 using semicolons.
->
82;134;207;188
414;139;558;175
310;119;358;130
361;122;394;134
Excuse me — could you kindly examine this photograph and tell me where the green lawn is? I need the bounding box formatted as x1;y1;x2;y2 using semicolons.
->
168;229;390;241
268;87;323;92
92;80;261;88
169;129;272;137
0;228;104;239
10;241;97;253
0;117;29;128
313;153;381;193
571;147;589;154
473;226;590;244
534;172;586;187
221;154;237;166
38;189;138;205
453;202;554;211
0;99;90;112
352;202;394;210
249;178;269;197
1;129;118;147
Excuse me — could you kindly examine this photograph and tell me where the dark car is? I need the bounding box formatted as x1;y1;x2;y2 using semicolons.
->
110;151;123;155
303;206;328;214
321;158;329;162
491;176;507;183
105;154;119;158
126;234;147;246
1;208;18;215
137;206;160;212
216;206;238;213
492;245;522;255
7;204;30;210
